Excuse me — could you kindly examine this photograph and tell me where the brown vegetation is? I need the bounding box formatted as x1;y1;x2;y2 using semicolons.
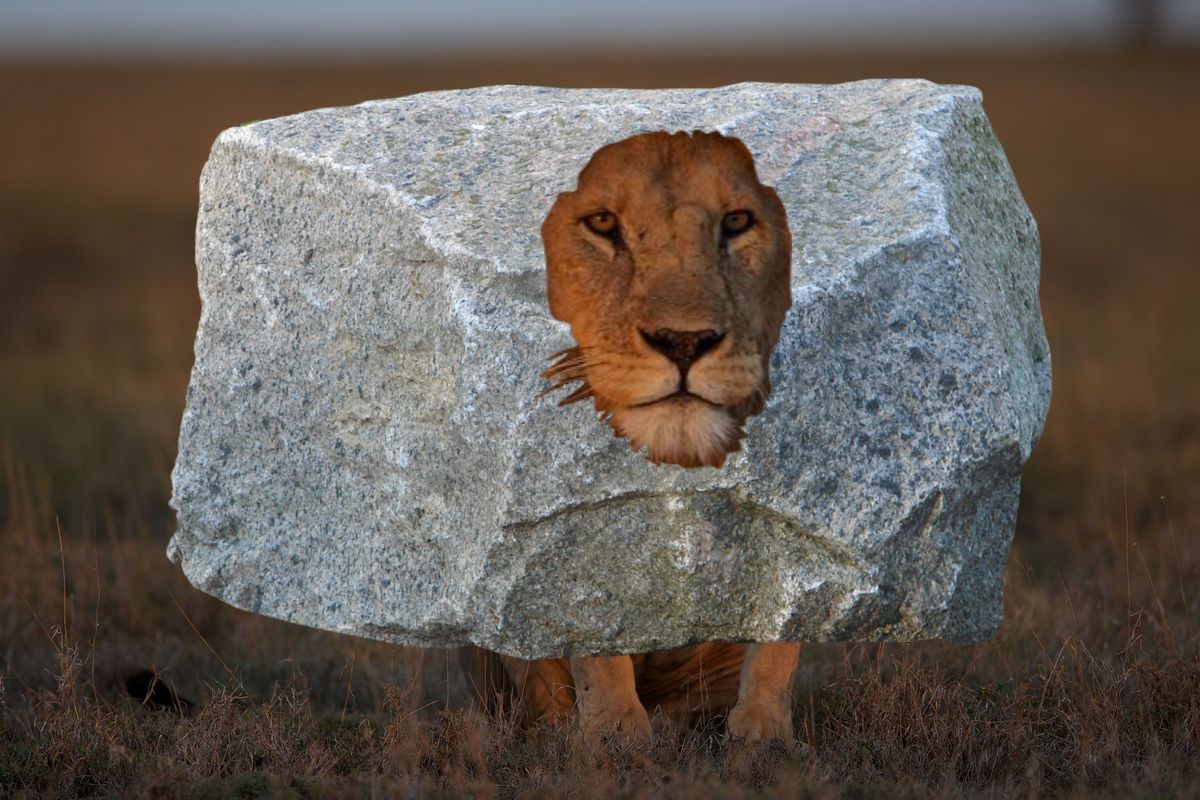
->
1;49;1198;797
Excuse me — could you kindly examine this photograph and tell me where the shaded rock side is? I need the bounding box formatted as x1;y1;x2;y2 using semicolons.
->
169;81;1051;658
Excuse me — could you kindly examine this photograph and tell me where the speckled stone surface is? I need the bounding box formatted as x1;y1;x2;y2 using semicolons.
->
168;81;1051;659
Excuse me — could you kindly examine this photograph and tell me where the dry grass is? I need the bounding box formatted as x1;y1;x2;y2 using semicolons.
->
1;49;1199;797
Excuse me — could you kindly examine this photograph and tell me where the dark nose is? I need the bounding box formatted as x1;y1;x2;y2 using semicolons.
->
640;328;725;374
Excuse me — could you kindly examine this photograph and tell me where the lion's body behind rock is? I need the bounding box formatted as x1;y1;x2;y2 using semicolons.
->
462;130;798;740
460;643;748;726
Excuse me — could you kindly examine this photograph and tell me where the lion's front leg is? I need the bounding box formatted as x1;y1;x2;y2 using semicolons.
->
725;642;802;743
570;655;653;744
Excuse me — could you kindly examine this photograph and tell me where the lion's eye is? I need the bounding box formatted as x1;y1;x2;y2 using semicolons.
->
583;211;620;238
721;210;754;237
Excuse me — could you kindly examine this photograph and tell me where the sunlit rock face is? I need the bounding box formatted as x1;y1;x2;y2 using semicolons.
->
169;81;1051;659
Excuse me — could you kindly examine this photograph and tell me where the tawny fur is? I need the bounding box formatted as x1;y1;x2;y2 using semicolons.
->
460;643;748;726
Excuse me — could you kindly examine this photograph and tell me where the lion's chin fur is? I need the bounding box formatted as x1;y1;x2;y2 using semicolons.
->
610;398;741;468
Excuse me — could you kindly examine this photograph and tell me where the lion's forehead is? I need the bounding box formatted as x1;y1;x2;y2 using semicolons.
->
583;155;759;204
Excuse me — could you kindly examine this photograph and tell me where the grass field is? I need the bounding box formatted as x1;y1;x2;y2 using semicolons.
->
1;49;1199;797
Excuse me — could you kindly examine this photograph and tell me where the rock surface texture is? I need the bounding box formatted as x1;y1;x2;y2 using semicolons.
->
169;81;1051;659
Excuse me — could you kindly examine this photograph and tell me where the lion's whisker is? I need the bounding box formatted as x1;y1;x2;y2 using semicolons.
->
558;385;595;406
541;368;585;383
544;345;601;362
535;379;580;400
541;356;612;390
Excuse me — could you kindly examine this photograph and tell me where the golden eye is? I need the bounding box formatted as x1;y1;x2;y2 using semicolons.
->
583;211;619;238
721;210;754;237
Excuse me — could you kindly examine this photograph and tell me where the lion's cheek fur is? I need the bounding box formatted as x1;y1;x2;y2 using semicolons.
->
687;355;764;407
587;360;678;408
610;401;740;468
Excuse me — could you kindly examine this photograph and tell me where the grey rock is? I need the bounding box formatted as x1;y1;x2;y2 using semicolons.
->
169;81;1051;659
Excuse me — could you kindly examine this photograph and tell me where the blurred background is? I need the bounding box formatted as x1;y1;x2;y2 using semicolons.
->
3;0;1197;528
1;1;1198;795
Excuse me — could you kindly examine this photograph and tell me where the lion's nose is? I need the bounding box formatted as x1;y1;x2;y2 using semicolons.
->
640;328;725;374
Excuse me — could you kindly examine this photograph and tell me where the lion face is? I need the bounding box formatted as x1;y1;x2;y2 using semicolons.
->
540;131;792;468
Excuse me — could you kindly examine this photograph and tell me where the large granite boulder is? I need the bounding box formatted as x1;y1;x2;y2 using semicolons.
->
169;81;1051;659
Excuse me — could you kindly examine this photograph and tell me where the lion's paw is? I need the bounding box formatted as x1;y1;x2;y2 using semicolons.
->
579;701;653;748
725;699;794;744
